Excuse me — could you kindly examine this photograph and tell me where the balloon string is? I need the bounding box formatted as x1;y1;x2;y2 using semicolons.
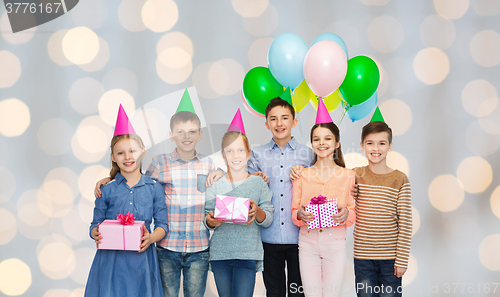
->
290;88;306;144
338;108;347;126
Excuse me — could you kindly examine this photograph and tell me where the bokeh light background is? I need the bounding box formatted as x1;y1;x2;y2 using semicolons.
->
1;0;500;296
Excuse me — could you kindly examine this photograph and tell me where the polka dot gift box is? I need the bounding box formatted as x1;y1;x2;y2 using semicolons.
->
305;195;339;229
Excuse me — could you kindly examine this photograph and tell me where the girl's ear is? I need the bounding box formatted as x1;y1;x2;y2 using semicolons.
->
110;152;116;163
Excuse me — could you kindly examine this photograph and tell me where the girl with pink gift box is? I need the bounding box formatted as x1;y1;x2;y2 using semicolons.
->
84;105;168;297
291;99;356;297
204;109;274;297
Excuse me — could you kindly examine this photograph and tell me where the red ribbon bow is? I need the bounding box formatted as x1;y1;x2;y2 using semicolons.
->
310;195;327;205
117;211;136;225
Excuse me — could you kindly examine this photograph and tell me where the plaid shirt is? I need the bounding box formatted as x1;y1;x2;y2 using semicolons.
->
146;149;214;253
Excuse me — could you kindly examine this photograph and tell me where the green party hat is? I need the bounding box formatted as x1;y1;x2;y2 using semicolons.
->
370;106;385;122
280;87;293;106
176;89;196;113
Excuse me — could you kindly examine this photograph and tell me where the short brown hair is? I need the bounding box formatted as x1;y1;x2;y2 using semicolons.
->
265;97;295;120
361;121;392;144
170;111;201;131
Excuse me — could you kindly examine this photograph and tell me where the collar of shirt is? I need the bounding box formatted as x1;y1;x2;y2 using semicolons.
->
170;148;202;163
266;136;298;151
114;172;155;187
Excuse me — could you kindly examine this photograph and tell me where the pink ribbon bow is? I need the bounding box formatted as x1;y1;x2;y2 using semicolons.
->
117;211;136;225
310;195;327;205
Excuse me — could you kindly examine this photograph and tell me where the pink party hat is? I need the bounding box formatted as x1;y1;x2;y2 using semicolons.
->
315;97;333;124
114;104;136;136
227;108;246;134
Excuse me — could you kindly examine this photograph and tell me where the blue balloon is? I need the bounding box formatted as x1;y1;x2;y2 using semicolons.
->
311;33;348;58
346;91;377;122
268;33;308;89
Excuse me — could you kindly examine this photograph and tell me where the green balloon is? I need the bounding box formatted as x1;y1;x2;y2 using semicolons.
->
340;56;380;106
243;67;283;115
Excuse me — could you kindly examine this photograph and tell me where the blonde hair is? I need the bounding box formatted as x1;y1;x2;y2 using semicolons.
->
110;134;146;180
221;131;250;183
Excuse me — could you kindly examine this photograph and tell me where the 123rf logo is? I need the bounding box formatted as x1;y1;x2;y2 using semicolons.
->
3;0;79;33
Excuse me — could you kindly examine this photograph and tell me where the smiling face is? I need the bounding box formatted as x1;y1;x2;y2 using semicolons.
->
111;138;145;175
222;134;250;173
361;131;392;165
311;126;339;160
169;120;202;155
265;105;297;143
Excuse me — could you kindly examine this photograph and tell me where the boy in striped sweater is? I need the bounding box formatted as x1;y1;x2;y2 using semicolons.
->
353;119;412;297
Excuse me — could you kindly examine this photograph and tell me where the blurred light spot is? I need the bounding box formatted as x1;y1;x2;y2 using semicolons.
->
118;0;146;32
491;186;500;219
208;59;245;96
0;258;31;295
372;58;388;98
62;208;88;242
0;208;16;245
471;0;500;16
17;190;51;226
98;89;135;125
402;254;417;286
158;47;191;69
434;0;469;19
42;180;75;217
326;21;360;55
0;12;36;44
412;206;420;236
429;174;464;212
0;51;21;88
102;68;139;96
479;117;500;135
0;98;30;137
70;78;104;115
461;79;498;117
413;47;450;85
77;125;108;154
62;27;100;65
470;30;500;67
48;30;72;66
361;0;390;5
78;37;110;72
387;151;410;177
79;165;109;202
193;62;219;99
46;167;79;191
17;204;52;240
367;16;404;53
232;0;269;17
457;156;492;193
0;167;15;202
37;118;73;156
242;3;279;37
379;99;412;136
70;248;95;285
72;116;112;163
71;0;107;29
157;31;194;58
38;241;76;279
43;289;72;297
420;14;456;50
479;234;500;271
71;288;85;297
248;37;273;67
465;120;500;156
156;57;193;84
142;0;178;33
78;197;94;224
344;152;368;169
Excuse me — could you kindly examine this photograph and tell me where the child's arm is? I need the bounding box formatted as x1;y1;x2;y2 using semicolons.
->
249;180;274;227
333;171;356;226
395;177;412;275
90;187;109;247
291;176;315;227
94;177;111;198
246;150;260;174
290;165;304;181
204;182;223;229
140;182;169;253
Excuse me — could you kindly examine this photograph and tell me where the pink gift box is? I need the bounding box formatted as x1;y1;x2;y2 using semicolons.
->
99;219;145;251
305;198;339;229
214;195;250;224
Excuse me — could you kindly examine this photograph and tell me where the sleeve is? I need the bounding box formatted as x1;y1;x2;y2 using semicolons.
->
203;183;217;230
291;176;305;227
343;171;356;227
89;186;109;239
395;176;412;268
152;182;168;236
256;179;274;228
246;150;260;174
145;156;165;187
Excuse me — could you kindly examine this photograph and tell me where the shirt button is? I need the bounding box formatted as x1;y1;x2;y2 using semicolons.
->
280;179;283;182
281;194;283;197
280;165;283;168
281;153;284;155
281;208;284;211
130;202;132;205
281;222;284;225
130;191;133;194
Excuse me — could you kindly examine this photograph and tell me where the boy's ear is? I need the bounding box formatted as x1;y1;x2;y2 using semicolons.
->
388;142;393;151
360;142;364;152
265;121;270;131
198;129;203;141
169;131;174;142
292;118;298;128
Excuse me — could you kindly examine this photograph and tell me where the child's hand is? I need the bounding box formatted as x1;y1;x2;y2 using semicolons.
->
394;266;407;278
139;226;152;253
332;206;348;225
298;205;315;225
252;171;269;184
290;165;304;181
94;177;111;198
206;170;224;187
351;183;358;199
91;223;102;248
206;211;224;228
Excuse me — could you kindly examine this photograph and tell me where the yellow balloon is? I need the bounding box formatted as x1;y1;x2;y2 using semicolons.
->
291;80;315;113
310;89;342;112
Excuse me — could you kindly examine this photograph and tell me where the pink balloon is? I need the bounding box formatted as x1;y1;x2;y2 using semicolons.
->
241;89;265;118
303;40;348;97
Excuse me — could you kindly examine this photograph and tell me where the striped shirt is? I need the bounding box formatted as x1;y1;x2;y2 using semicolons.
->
146;149;214;253
353;166;412;268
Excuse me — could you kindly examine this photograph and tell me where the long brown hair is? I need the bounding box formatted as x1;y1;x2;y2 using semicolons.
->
110;134;146;180
310;122;345;168
221;131;251;183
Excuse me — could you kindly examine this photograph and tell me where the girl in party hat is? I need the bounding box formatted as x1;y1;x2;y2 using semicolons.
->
204;109;274;297
85;104;168;297
290;98;356;297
